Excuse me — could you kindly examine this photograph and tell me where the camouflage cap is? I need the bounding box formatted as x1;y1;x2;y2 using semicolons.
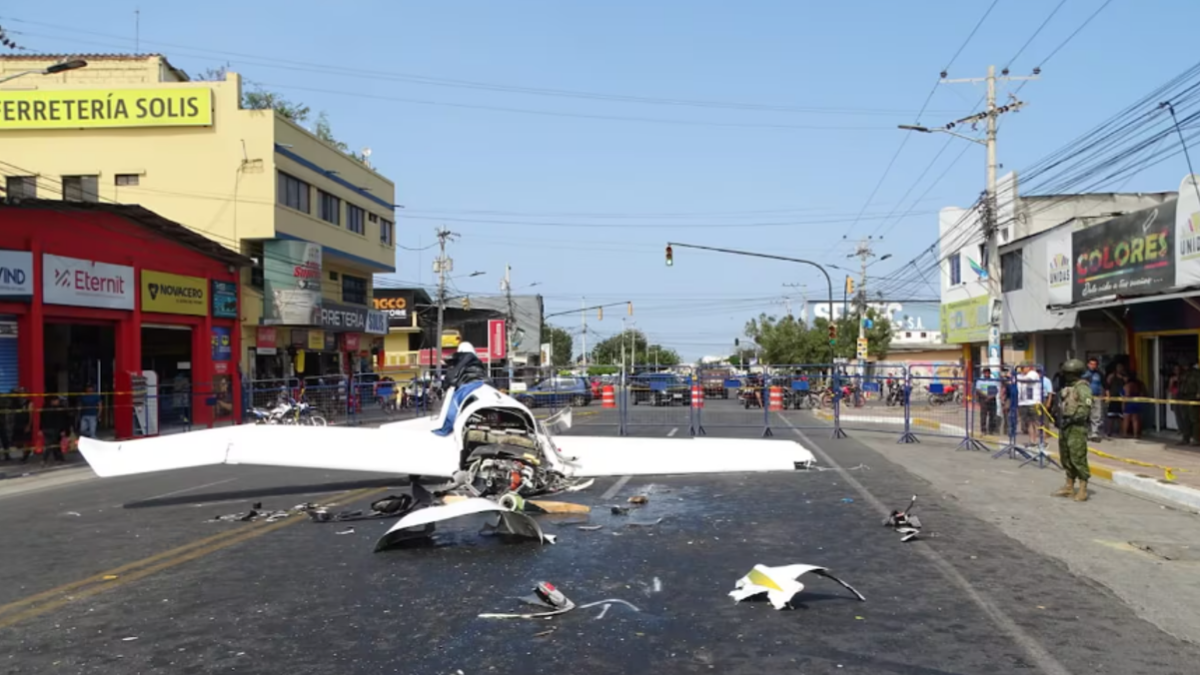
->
1062;359;1086;374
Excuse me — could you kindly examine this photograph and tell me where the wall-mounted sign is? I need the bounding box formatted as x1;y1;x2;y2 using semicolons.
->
142;269;207;316
939;295;990;344
43;254;134;310
0;87;213;130
262;240;322;326
373;290;413;326
1072;201;1175;304
212;280;238;318
307;330;324;351
255;326;278;356
212;326;232;361
488;319;507;360
0;250;33;301
343;333;360;352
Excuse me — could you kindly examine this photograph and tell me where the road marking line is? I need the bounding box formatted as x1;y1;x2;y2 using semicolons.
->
776;414;1071;675
668;427;678;437
0;486;384;629
139;477;239;502
602;475;632;500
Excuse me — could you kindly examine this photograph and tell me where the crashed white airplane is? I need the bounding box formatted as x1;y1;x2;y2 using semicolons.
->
78;345;816;551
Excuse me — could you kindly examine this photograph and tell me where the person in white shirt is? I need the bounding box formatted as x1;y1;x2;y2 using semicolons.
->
1017;366;1044;446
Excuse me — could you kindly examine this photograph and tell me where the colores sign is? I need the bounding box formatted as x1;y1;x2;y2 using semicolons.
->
0;250;33;301
142;270;207;316
43;254;134;310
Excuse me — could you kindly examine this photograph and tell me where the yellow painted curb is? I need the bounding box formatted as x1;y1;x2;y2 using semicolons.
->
912;418;942;430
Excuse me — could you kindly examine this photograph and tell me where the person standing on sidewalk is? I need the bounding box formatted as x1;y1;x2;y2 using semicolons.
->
1054;359;1094;502
1180;362;1200;447
77;384;102;439
976;367;999;436
1084;358;1105;442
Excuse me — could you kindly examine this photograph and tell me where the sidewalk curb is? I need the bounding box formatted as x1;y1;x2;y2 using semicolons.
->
812;409;1200;513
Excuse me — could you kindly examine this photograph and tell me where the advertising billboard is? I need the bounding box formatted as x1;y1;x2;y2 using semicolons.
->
0;88;213;130
1072;201;1174;304
262;240;322;326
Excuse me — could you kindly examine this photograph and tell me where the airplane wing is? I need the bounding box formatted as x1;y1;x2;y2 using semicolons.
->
75;424;460;479
552;435;816;477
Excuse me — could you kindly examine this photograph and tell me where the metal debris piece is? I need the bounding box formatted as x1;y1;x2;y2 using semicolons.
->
480;582;640;620
577;525;603;531
627;518;664;528
628;495;649;505
335;527;356;535
730;564;866;610
611;506;629;515
884;495;922;541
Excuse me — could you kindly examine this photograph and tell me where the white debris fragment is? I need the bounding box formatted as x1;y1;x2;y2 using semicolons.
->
729;564;865;610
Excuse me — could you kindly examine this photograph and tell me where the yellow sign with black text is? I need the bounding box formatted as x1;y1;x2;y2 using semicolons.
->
0;88;213;130
141;270;207;316
308;330;325;350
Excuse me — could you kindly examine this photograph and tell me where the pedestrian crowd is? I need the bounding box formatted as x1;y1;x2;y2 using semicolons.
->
0;384;103;466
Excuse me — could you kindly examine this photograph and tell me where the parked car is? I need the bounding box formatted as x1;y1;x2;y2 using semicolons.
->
514;376;593;409
630;372;692;406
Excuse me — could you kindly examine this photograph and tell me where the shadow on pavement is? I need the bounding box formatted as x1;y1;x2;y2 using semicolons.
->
123;476;411;509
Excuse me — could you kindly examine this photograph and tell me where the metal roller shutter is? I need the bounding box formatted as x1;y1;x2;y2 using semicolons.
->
0;316;18;394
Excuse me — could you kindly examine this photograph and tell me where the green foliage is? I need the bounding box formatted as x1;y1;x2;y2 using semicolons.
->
743;308;893;364
540;326;574;368
589;329;681;366
587;365;620;376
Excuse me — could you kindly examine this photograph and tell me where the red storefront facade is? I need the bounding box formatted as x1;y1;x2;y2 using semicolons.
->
0;201;251;440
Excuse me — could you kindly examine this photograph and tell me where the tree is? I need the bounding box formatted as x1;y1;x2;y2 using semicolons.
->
589;329;680;367
314;111;367;162
743;308;894;364
540;326;574;367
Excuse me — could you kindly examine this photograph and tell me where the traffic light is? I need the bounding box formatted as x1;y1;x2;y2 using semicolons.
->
461;297;471;310
628;302;633;316
845;276;854;296
665;245;674;266
828;324;837;345
598;306;603;321
734;338;740;347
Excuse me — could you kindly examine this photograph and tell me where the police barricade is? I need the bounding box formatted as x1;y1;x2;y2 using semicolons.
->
989;363;1054;464
346;371;435;425
512;372;611;429
831;362;910;436
905;370;973;445
247;376;350;427
688;365;834;436
620;368;695;435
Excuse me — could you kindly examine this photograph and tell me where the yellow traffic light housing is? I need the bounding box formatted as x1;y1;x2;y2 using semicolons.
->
665;245;674;266
598;307;603;321
845;276;854;296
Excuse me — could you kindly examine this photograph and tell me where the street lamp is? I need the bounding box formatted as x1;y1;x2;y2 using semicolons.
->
0;59;88;85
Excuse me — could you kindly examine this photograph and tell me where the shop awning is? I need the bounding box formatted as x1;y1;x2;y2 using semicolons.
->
1047;287;1200;313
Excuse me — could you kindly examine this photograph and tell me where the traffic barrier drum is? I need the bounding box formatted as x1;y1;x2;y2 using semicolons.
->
691;384;704;408
769;386;784;411
602;385;616;409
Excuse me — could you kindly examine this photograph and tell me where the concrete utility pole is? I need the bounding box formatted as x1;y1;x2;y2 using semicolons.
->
852;237;877;375
433;226;457;383
502;264;516;389
580;297;587;371
783;283;808;323
901;65;1035;375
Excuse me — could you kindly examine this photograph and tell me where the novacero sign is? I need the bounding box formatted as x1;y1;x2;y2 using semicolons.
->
0;88;213;130
141;270;207;316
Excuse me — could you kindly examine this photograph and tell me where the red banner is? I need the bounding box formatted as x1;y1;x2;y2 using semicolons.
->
488;319;507;360
342;333;360;352
256;327;277;354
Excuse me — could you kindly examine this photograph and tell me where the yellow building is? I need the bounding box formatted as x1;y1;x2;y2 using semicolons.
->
0;54;396;382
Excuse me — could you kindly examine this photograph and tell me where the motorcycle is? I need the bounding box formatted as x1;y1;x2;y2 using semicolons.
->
926;384;960;406
251;398;328;426
884;379;905;407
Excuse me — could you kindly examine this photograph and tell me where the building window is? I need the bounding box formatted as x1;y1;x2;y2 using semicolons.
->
380;218;394;246
4;176;36;199
329;271;339;281
1001;249;1024;292
62;175;99;202
347;204;365;235
318;190;341;226
277;172;311;213
342;274;367;305
115;174;140;186
948;253;962;286
368;213;379;224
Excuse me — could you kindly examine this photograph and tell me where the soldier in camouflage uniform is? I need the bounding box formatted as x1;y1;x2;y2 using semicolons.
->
1179;362;1200;446
1054;359;1094;502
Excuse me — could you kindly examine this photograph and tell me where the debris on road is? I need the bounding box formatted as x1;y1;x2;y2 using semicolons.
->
479;581;640;620
611;506;630;515
627;517;665;528
628;495;649;505
577;524;603;531
335;527;356;535
730;564;866;610
884;495;923;542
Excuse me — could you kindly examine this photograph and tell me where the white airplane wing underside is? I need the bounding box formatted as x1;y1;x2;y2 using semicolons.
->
75;424;460;479
553;436;816;476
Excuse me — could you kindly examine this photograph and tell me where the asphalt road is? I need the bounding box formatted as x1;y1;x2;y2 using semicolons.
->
1;400;1198;674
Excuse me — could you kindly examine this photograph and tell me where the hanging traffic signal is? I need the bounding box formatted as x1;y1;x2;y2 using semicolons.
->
828;324;837;345
598;306;604;321
665;245;674;266
627;301;633;316
845;276;854;296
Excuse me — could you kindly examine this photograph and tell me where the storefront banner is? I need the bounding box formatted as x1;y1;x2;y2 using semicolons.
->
307;330;324;350
142;269;207;316
43;254;134;310
320;301;369;333
1072;201;1175;303
0;87;214;130
212;280;238;319
263;240;322;326
0;250;33;300
1045;228;1073;306
373;290;413;326
343;333;360;352
212;327;232;361
939;294;990;344
488;319;507;360
1174;174;1200;288
256;326;278;356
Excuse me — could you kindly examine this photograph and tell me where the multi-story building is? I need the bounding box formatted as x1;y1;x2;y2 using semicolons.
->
939;170;1172;375
0;53;393;386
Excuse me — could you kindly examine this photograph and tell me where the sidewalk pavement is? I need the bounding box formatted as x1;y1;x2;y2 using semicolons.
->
846;430;1200;646
819;406;1200;513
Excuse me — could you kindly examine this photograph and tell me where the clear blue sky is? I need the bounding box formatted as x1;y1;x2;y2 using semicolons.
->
5;1;1197;360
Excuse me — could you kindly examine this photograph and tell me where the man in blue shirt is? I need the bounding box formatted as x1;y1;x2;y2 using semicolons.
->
1083;358;1105;441
78;384;102;439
